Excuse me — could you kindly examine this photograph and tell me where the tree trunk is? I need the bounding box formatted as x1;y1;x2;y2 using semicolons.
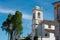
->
10;31;13;40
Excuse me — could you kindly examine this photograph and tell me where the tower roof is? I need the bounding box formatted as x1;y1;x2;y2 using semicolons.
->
33;6;42;11
42;20;55;25
35;6;40;10
52;1;60;5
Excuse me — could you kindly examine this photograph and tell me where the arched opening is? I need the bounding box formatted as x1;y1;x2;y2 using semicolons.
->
38;12;40;18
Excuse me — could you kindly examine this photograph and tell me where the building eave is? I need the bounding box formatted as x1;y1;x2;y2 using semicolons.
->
45;29;55;33
52;1;60;5
42;20;55;25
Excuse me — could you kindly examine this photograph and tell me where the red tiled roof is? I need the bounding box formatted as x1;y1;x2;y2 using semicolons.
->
42;20;55;25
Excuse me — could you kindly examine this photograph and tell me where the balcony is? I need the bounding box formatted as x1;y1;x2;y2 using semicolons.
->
44;24;55;33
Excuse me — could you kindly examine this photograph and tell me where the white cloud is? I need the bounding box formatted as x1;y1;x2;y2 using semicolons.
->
0;8;32;20
23;14;32;20
0;8;15;14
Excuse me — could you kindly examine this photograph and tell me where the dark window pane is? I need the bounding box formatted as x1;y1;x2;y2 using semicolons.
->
48;25;51;28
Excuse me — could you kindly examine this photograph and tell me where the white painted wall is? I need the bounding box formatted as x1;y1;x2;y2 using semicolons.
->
44;24;48;29
49;33;55;40
44;24;55;30
37;24;55;40
51;25;55;30
38;33;55;40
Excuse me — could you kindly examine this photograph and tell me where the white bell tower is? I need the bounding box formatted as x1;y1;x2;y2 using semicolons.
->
32;6;43;40
32;6;43;28
32;6;43;25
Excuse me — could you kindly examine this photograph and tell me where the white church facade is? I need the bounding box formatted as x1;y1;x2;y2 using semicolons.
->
31;1;60;40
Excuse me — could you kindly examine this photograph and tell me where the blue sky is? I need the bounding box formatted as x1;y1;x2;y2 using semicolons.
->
0;0;59;40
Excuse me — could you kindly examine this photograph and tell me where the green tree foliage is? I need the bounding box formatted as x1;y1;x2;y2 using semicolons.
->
12;11;22;34
2;13;12;33
1;11;23;40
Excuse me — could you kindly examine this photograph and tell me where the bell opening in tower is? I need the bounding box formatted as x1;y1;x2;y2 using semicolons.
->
38;12;40;18
33;13;35;19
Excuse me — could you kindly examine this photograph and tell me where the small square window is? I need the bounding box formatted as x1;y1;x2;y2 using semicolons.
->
45;33;48;36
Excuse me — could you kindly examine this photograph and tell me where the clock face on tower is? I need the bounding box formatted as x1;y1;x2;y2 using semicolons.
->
57;6;60;20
